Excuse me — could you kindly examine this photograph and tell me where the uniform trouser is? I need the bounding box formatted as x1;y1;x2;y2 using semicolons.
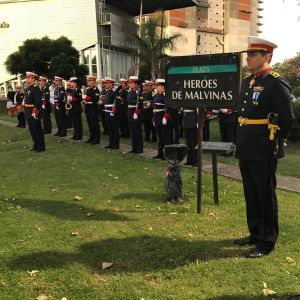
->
130;120;143;152
119;113;130;137
170;119;180;144
41;108;52;133
203;119;210;141
86;113;100;143
185;127;198;165
54;107;67;135
66;115;73;128
100;110;108;133
219;122;237;144
106;117;120;148
17;112;26;127
71;112;83;139
143;118;157;142
239;159;278;252
27;116;45;151
156;124;172;157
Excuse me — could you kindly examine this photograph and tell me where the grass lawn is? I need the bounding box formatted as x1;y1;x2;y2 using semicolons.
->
1;112;300;179
0;121;300;300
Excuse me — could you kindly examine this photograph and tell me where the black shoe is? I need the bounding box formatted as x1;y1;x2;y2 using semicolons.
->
234;236;257;246
20;126;26;128
59;134;67;137
54;132;60;136
144;139;150;142
192;164;198;167
105;145;111;149
153;155;163;159
85;140;92;143
44;132;51;134
128;150;135;153
29;148;37;151
103;131;108;135
111;146;119;150
15;125;21;127
35;149;45;153
70;137;74;139
91;142;100;145
134;151;143;154
245;248;273;259
74;138;82;140
184;162;192;166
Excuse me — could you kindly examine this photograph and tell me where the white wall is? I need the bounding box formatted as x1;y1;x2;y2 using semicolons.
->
0;0;98;83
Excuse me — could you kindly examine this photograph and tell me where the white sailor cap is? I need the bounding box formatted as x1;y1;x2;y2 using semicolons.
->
26;72;38;79
155;78;165;85
39;76;47;81
129;76;139;82
54;76;63;81
120;78;128;83
87;75;97;80
70;77;78;82
145;80;154;85
243;36;278;53
105;77;115;83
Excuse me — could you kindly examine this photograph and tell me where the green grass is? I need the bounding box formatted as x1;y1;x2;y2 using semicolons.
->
0;123;300;299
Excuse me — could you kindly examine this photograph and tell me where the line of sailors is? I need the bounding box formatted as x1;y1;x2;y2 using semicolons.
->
15;72;238;161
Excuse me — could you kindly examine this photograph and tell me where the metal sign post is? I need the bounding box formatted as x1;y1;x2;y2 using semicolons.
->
197;106;203;213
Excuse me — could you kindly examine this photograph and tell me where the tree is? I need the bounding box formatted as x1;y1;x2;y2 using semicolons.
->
4;36;88;86
131;11;186;82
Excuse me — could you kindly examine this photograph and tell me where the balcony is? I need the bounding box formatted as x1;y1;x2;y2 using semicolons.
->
99;13;111;24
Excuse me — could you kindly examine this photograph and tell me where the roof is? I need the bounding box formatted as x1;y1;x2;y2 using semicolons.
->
106;0;198;16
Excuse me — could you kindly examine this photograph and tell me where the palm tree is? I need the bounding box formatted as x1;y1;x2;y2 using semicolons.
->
131;11;186;82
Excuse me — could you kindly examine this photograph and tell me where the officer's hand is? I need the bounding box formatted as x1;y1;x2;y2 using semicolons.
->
98;100;102;105
110;112;114;117
82;95;87;100
42;105;45;109
67;95;72;101
133;113;138;120
162;117;167;125
221;109;228;113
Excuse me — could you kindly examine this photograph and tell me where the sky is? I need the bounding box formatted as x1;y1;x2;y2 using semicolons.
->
259;0;300;65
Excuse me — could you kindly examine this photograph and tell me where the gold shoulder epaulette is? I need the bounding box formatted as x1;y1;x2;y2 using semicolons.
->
34;85;36;87
270;71;280;78
244;73;251;79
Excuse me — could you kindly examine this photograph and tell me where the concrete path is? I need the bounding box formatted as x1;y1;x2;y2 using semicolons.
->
1;119;299;193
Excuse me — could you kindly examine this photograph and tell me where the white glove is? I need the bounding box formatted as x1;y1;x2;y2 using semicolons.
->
110;112;114;117
221;109;228;113
67;95;72;101
98;100;102;105
82;95;87;100
42;105;45;109
14;103;18;107
144;102;150;109
22;101;25;105
153;122;156;127
133;113;138;120
162;118;167;125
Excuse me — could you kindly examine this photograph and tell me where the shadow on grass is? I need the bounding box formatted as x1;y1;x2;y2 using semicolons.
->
15;198;133;222
9;235;249;273
113;193;167;203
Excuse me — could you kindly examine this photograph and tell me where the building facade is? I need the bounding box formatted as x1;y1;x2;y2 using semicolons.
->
0;0;137;96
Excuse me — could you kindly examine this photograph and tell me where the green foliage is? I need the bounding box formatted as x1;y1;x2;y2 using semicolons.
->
4;36;88;86
271;52;300;97
241;65;250;78
132;12;186;82
289;101;300;141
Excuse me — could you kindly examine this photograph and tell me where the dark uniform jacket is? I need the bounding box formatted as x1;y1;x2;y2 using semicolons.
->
183;108;197;129
15;92;24;105
41;85;51;112
153;91;173;126
118;87;129;114
24;84;42;119
7;90;15;101
127;89;143;122
70;87;82;113
236;70;295;161
141;90;155;120
105;85;122;120
54;85;66;112
85;85;100;115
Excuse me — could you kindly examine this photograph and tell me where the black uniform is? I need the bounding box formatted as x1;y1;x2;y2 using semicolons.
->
24;84;45;151
170;107;180;144
40;85;52;134
85;85;100;144
104;85;122;149
127;89;144;154
218;109;238;144
141;90;157;142
119;87;130;138
182;109;198;166
65;88;73;129
7;90;15;102
53;85;67;136
69;87;83;140
236;69;294;253
14;91;26;128
100;89;108;135
153;91;172;158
